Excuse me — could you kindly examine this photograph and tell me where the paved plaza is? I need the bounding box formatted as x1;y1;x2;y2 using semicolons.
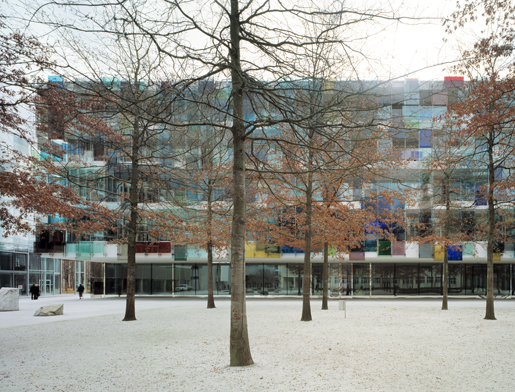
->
1;296;514;391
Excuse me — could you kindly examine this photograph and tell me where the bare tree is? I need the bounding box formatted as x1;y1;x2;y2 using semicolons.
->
25;0;415;365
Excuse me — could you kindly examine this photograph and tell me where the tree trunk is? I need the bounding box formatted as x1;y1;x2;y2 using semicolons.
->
207;240;215;309
301;146;313;322
229;0;253;366
442;179;450;311
485;130;496;320
442;247;448;310
322;241;329;310
123;115;140;322
207;183;216;309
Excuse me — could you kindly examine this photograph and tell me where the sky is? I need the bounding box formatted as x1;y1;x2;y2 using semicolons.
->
358;0;462;81
3;0;468;82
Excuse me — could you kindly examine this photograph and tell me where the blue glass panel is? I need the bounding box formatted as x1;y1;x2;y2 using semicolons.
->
365;220;389;235
474;188;487;206
48;76;63;83
494;167;502;180
281;245;304;254
419;130;432;148
419;108;432;120
448;245;463;261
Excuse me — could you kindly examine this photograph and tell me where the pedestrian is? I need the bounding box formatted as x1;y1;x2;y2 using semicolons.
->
77;284;85;299
34;284;40;300
29;283;37;300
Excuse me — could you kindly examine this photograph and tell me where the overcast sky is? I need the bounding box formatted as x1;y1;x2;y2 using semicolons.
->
4;0;468;81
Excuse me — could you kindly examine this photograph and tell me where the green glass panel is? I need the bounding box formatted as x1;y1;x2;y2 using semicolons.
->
92;241;105;254
174;245;187;261
463;243;474;256
66;243;78;253
378;240;392;256
79;241;92;254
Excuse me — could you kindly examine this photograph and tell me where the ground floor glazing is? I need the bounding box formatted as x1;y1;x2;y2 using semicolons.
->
105;262;515;296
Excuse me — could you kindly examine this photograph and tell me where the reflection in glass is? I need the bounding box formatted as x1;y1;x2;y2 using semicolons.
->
465;265;485;295
245;264;263;295
0;273;11;288
395;264;418;295
353;263;370;296
0;252;12;271
105;264;127;295
328;264;341;297
286;264;303;295
371;264;394;295
53;274;61;294
174;264;194;295
14;274;26;294
263;264;286;295
448;264;465;294
419;264;441;295
312;264;323;295
13;254;27;271
215;264;231;294
494;264;510;295
152;264;174;294
135;264;151;294
30;254;41;271
44;272;54;295
195;264;209;295
339;264;351;296
44;258;54;272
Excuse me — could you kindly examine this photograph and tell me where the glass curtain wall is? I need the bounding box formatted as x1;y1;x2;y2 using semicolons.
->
286;264;303;295
215;264;231;294
102;262;513;296
105;264;127;295
494;264;510;295
353;264;370;296
0;252;29;295
448;264;465;294
419;264;441;295
465;265;486;295
152;264;174;294
135;264;151;294
372;264;394;295
395;264;419;295
174;264;194;295
311;263;346;296
75;260;85;292
312;264;323;295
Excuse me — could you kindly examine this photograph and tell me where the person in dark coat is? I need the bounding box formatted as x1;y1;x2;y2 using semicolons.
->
30;284;37;300
77;284;85;299
34;284;40;300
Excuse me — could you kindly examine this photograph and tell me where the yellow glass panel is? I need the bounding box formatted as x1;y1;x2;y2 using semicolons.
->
493;253;501;262
245;242;256;258
434;245;444;261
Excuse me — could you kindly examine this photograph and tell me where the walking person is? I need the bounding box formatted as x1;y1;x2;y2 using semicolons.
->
29;284;37;300
77;284;85;299
34;284;40;300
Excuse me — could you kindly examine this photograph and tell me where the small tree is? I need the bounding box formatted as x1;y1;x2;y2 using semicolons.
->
445;0;515;319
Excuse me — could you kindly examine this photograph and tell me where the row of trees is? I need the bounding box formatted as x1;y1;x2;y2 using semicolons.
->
1;0;514;366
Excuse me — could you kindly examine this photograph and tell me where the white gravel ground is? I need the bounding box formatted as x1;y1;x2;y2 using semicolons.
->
1;296;514;392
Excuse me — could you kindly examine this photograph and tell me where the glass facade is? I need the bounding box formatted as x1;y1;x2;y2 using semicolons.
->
0;252;30;295
372;264;394;295
99;261;514;297
152;264;174;294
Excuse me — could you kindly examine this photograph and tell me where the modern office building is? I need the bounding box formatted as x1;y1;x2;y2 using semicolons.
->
3;76;513;297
